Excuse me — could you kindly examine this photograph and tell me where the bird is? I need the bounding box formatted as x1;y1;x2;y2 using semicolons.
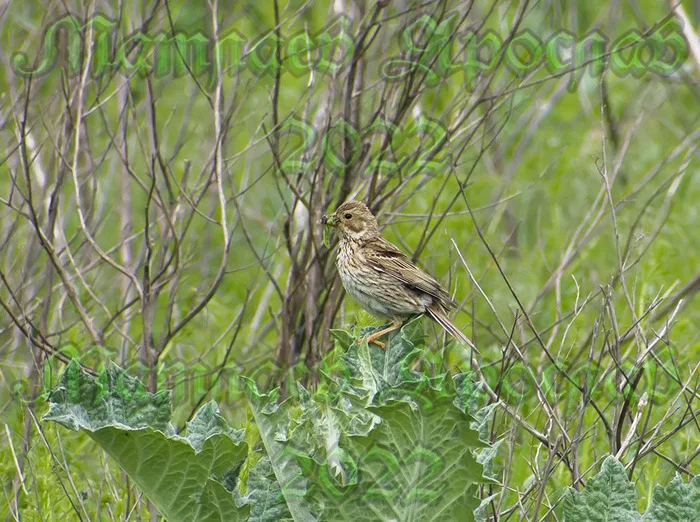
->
321;201;475;350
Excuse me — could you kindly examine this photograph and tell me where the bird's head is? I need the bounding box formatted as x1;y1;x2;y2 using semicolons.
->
321;201;380;241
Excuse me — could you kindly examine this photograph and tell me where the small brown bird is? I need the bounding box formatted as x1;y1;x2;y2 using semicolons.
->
321;201;475;350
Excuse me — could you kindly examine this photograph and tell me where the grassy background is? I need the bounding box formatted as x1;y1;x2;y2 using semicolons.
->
1;0;699;519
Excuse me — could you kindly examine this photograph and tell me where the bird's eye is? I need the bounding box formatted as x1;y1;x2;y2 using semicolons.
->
344;213;352;219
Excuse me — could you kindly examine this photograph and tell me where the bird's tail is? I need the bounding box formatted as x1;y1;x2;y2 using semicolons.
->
426;304;479;353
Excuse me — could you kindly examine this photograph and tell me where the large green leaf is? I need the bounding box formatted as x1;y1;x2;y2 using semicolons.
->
341;316;425;401
44;361;249;521
563;456;641;522
246;383;317;522
236;456;294;522
563;456;700;522
641;474;700;522
299;385;486;521
45;327;493;522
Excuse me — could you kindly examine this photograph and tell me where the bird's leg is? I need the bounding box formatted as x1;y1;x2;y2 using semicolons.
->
364;319;403;349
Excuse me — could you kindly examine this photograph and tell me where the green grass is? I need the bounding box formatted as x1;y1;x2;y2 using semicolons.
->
1;0;699;519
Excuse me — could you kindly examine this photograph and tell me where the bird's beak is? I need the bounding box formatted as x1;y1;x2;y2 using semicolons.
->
321;214;338;226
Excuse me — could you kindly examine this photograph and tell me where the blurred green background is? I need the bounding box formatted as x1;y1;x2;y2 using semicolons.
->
1;0;699;519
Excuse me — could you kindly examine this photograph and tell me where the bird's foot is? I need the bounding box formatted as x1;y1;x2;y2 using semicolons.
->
361;335;386;349
361;322;402;349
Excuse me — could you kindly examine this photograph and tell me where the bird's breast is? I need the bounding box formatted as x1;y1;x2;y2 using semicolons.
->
335;241;378;302
334;239;426;319
335;240;362;276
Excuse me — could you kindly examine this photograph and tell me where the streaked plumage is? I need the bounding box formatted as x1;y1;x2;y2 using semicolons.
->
321;201;475;349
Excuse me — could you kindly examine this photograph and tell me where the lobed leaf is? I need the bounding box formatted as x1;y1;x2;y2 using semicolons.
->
44;361;249;521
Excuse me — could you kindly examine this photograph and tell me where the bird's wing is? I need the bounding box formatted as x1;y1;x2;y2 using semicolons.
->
362;236;456;308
